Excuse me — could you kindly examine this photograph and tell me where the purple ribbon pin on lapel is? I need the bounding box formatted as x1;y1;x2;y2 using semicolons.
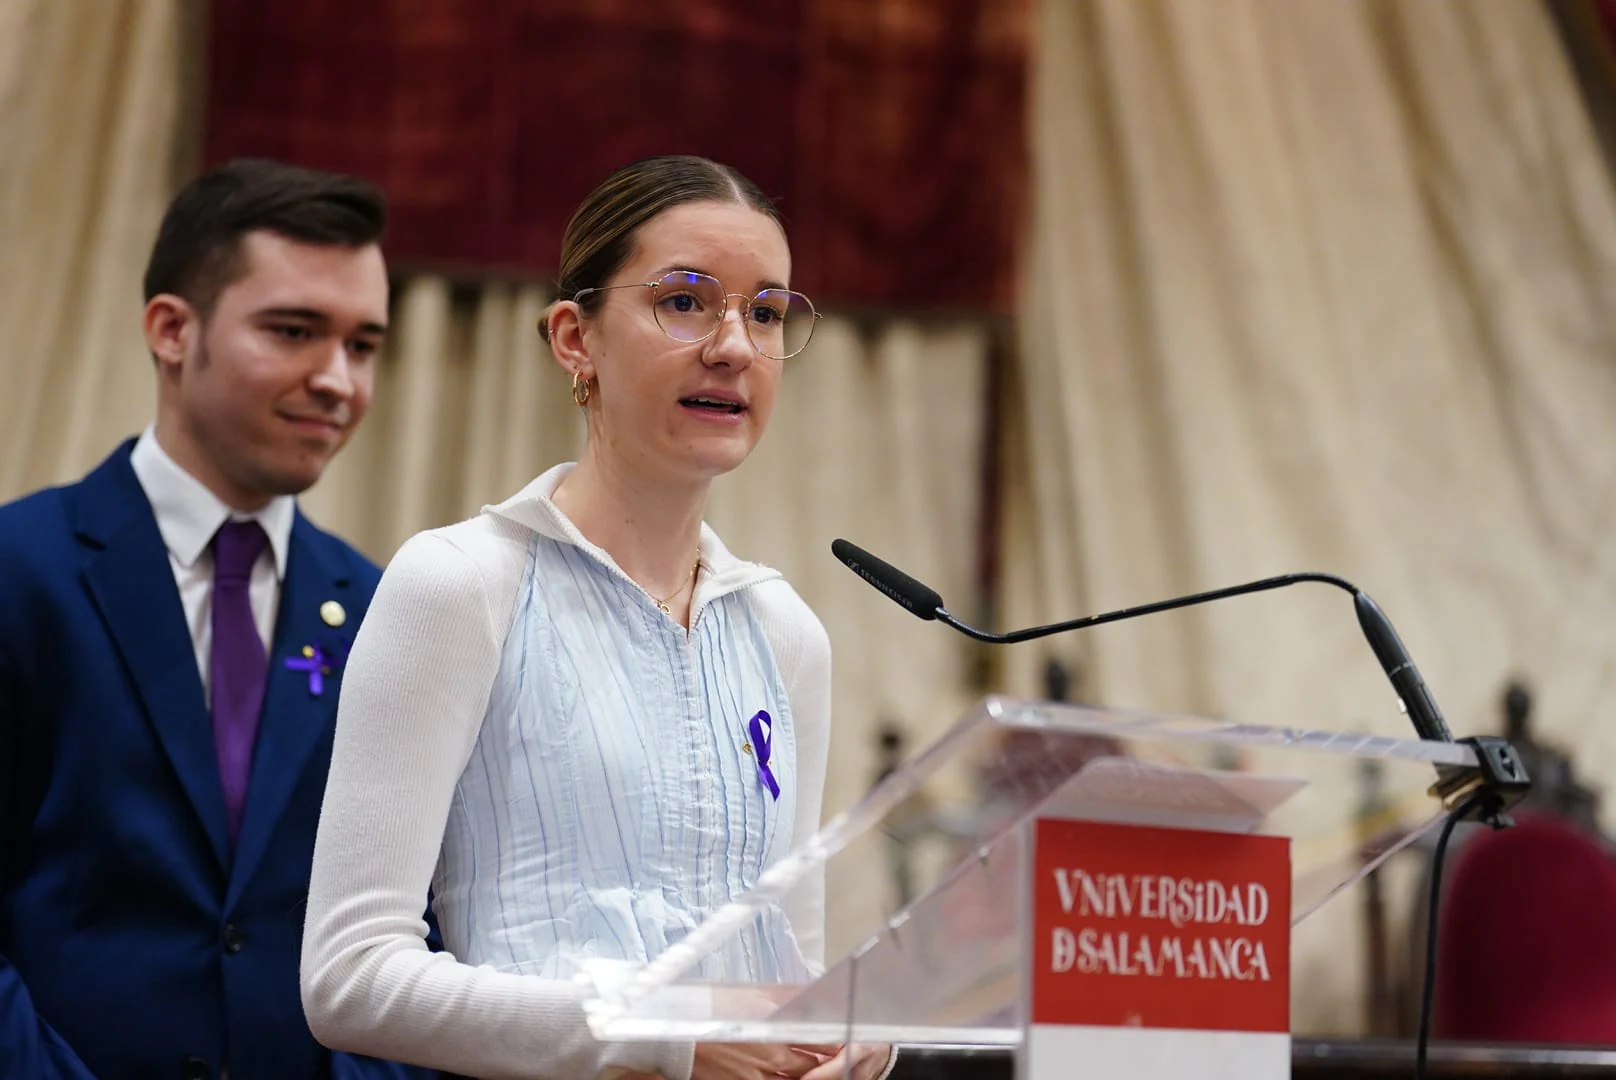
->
747;710;781;801
285;642;343;697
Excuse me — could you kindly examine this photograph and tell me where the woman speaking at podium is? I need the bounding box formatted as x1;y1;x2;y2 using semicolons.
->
299;155;890;1080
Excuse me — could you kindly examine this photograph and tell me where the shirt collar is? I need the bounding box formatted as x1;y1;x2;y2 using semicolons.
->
484;461;777;592
129;425;295;579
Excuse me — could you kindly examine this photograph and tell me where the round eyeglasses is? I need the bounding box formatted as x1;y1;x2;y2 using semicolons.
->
572;271;821;360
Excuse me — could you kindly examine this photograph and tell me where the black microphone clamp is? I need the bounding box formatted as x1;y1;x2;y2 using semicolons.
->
830;539;1529;826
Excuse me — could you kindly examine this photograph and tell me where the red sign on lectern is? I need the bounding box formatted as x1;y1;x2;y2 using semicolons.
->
1025;818;1292;1080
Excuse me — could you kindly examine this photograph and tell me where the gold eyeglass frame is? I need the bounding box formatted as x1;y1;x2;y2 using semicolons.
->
571;272;822;360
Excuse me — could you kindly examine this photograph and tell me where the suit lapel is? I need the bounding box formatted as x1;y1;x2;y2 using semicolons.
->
228;513;354;901
76;445;232;871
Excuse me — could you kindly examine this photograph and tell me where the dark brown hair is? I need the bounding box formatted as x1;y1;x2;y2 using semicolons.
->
539;155;782;342
142;157;388;319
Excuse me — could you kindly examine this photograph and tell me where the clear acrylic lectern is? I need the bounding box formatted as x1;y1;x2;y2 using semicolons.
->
578;695;1481;1048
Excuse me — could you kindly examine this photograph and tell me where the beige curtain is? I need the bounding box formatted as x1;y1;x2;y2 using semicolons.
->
1009;0;1616;1033
0;0;193;495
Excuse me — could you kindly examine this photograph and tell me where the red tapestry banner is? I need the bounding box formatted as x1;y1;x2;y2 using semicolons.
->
203;0;1028;313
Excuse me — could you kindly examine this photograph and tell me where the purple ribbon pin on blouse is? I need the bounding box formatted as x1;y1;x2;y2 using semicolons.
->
748;710;781;801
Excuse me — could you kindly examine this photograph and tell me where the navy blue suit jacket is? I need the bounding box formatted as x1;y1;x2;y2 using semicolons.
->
0;442;437;1080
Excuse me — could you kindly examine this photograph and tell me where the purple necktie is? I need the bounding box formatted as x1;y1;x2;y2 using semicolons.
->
210;519;268;843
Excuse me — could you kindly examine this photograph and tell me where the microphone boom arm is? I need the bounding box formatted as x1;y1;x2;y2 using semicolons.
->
831;539;1529;821
932;572;1356;644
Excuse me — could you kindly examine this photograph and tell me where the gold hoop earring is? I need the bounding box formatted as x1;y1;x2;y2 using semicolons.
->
572;372;592;407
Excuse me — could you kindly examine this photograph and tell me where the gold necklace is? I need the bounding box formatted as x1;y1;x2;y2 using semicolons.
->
650;557;701;615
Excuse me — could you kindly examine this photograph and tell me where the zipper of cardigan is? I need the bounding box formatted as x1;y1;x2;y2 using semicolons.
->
686;565;781;638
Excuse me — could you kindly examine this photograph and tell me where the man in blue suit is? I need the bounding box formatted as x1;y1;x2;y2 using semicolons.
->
0;159;437;1079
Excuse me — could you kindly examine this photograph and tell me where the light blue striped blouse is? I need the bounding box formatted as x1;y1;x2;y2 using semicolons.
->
431;531;813;985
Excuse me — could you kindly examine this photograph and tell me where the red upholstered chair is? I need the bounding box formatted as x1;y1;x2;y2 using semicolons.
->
1433;812;1616;1044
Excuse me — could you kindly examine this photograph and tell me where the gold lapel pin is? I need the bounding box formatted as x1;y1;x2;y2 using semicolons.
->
320;600;347;628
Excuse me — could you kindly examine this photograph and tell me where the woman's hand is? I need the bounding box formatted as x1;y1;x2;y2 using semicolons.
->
800;1043;891;1080
691;1041;844;1079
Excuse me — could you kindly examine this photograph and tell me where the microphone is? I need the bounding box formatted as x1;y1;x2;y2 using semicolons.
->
830;539;944;622
829;538;1456;743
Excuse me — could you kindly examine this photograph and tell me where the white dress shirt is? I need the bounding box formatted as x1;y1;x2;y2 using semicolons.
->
129;426;295;701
